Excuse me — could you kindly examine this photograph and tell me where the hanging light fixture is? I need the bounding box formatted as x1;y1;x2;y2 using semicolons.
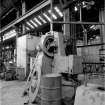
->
26;21;35;29
30;20;38;27
82;1;95;10
3;29;16;40
26;27;30;31
34;17;42;25
48;10;57;19
38;15;47;23
43;13;51;22
54;7;63;17
74;6;78;11
90;25;100;30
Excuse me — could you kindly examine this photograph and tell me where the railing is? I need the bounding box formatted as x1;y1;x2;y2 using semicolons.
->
82;62;105;86
82;62;105;73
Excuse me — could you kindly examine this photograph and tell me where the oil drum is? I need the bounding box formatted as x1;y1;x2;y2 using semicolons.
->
41;73;62;105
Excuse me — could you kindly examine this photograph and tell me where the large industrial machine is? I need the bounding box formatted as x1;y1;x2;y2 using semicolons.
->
24;31;82;104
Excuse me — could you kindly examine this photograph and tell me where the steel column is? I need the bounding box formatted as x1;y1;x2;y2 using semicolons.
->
0;34;3;60
22;1;26;34
63;6;77;55
99;2;105;71
99;8;105;48
69;9;77;54
63;8;70;39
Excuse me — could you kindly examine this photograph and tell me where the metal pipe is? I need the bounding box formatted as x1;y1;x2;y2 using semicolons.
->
2;8;15;19
14;26;18;67
53;21;105;25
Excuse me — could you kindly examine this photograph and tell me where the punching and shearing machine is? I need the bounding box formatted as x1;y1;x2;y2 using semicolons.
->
24;31;82;104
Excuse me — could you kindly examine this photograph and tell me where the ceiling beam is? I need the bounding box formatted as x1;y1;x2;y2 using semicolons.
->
0;0;50;34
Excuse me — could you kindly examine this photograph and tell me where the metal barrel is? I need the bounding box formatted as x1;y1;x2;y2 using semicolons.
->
41;73;62;105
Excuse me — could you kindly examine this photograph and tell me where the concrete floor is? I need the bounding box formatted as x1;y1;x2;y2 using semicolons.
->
0;80;27;105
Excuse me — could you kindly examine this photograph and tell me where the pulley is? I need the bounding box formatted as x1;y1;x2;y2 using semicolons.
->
39;32;57;57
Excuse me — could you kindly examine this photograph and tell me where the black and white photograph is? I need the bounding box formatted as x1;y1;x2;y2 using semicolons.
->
0;0;105;105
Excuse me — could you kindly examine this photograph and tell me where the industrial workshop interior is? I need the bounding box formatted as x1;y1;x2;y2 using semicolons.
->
0;0;105;105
